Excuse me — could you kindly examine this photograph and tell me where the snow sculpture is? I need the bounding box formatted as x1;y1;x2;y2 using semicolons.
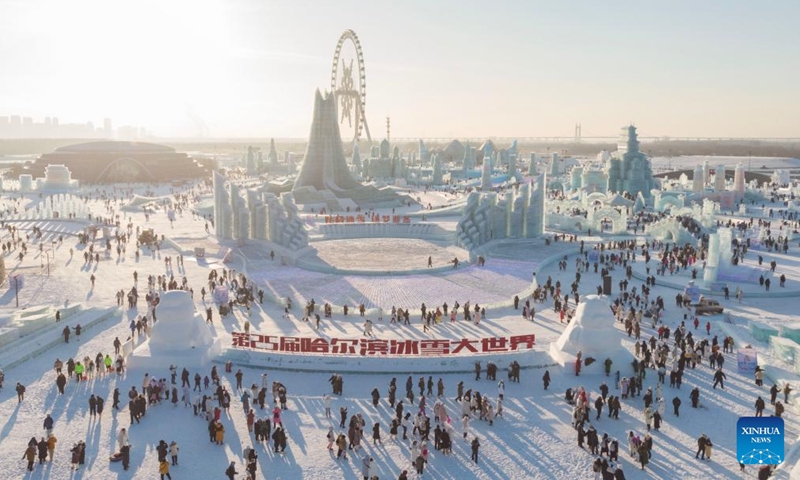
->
549;295;634;372
150;291;214;350
130;291;221;369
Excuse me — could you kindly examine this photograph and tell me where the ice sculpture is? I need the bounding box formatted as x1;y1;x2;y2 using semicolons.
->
456;174;545;251
606;125;655;198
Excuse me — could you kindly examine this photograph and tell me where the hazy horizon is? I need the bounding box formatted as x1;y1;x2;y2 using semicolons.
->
1;0;798;139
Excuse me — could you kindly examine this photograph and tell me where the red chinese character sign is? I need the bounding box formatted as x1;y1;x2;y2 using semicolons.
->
231;333;535;356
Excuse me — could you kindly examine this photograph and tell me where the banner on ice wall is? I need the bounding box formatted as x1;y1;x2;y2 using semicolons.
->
231;332;535;357
737;348;758;374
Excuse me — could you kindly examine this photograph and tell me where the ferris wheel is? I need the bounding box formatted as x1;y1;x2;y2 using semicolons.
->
330;29;372;144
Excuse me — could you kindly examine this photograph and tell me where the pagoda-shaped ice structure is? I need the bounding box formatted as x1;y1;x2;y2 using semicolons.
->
606;125;655;198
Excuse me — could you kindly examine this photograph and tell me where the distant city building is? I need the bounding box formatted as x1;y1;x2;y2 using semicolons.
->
0;115;146;139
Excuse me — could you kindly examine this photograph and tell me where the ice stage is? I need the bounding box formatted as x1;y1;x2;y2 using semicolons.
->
248;238;574;310
298;238;468;273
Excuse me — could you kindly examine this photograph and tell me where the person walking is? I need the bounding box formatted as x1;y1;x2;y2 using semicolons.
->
44;433;57;461
471;436;481;464
159;459;172;480
43;414;54;436
747;386;762;410
225;461;238;480
712;369;727;389
695;434;708;460
22;444;36;471
169;441;179;465
16;382;26;402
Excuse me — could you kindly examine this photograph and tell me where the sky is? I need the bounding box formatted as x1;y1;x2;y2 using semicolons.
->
0;0;798;139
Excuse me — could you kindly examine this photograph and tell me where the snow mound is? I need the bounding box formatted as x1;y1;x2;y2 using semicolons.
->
149;290;214;351
549;295;634;372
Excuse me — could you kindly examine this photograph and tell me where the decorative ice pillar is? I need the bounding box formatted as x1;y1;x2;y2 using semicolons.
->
717;227;733;269
213;171;232;239
528;153;537;175
432;154;443;184
462;145;474;173
703;158;710;185
352;143;362;177
571;167;583;190
508;154;517;180
549;153;559;177
481;156;492;190
693;164;704;193
733;163;746;198
715;165;726;191
704;233;720;284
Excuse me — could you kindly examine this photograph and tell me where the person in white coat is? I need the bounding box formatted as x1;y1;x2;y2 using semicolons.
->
117;428;129;449
462;414;470;440
361;455;372;479
324;394;332;418
410;441;420;463
497;381;505;400
327;427;335;450
169;441;179;466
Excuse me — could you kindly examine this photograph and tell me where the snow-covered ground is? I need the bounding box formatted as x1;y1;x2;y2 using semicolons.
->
0;182;798;479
